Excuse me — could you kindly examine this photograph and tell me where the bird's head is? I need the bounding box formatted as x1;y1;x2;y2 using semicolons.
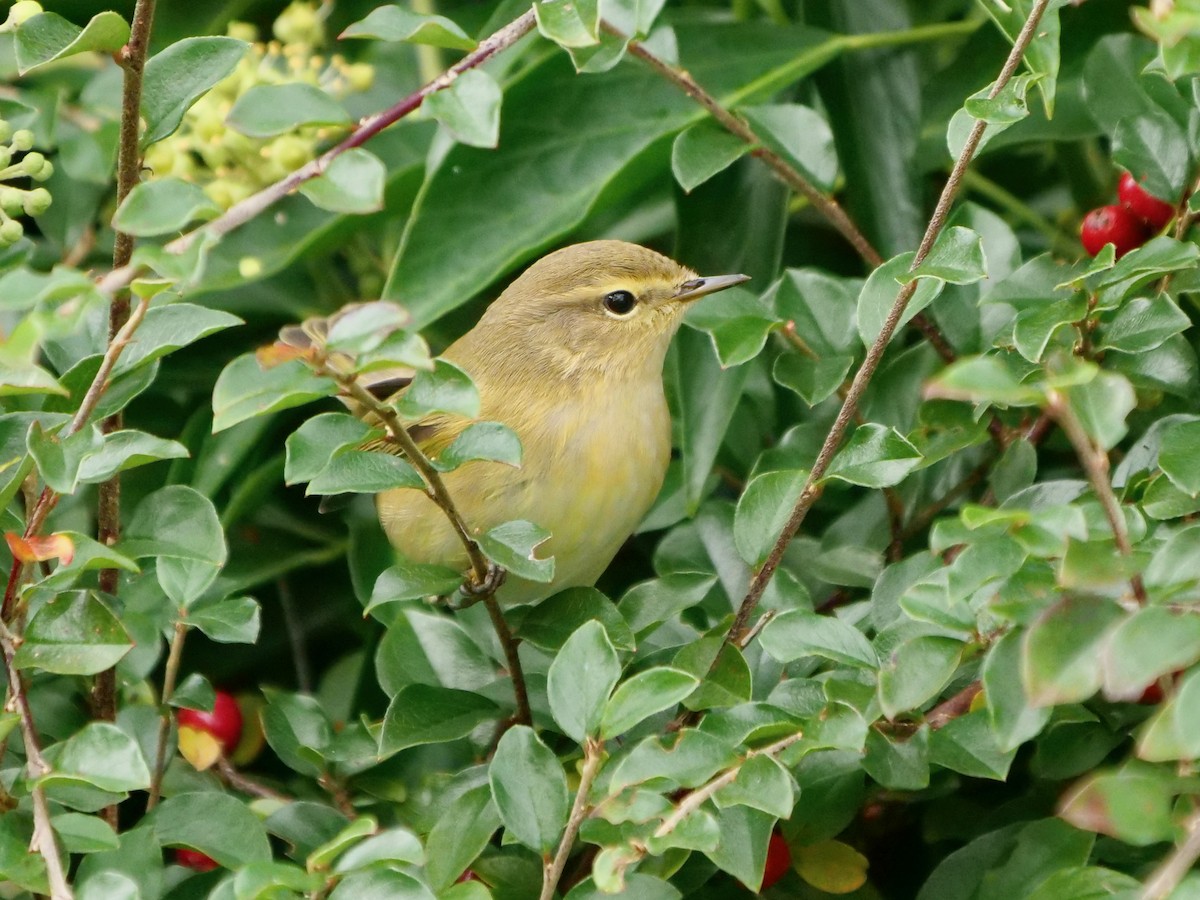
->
471;240;749;379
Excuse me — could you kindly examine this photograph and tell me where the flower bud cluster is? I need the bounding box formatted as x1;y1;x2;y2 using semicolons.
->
144;1;375;210
0;117;54;248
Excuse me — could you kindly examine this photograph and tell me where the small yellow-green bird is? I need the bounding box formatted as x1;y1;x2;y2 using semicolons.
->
345;240;747;604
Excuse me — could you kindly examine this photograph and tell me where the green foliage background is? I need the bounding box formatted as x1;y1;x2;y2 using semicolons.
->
2;0;1200;897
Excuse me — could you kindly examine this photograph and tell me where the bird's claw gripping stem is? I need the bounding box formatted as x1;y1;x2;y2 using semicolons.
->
464;562;506;598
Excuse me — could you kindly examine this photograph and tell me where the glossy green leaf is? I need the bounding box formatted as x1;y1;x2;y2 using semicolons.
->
1159;418;1200;496
671;121;749;192
434;421;522;471
14;591;131;675
760;609;878;668
142;36;248;146
300;149;386;215
548;620;620;742
488;726;569;853
424;69;502;148
124;485;226;607
227;83;352;138
366;563;464;612
306;450;423;495
284;412;376;484
425;785;501;890
341;6;476;49
111;178;220;236
733;469;806;567
153;792;272;867
825;424;922;488
380;684;500;754
396;359;480;419
857;251;944;347
600;667;699;738
212;355;336;432
14;11;129;74
478;520;554;582
1059;766;1176;846
742;104;837;191
1022;596;1123;707
878;635;963;720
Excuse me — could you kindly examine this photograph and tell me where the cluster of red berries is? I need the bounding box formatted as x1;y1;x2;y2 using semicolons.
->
1080;172;1176;259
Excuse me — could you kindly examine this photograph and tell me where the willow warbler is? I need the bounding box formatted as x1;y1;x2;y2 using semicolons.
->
362;240;747;604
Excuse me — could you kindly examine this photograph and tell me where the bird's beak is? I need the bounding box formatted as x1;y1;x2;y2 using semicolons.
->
674;273;751;302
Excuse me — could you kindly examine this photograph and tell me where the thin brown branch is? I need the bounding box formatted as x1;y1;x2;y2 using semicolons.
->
0;618;71;898
1140;810;1200;900
621;33;883;269
147;620;187;811
326;369;528;723
92;0;158;788
541;740;604;900
96;9;538;300
900;456;993;542
654;732;804;838
722;0;1054;647
215;757;291;802
1046;390;1147;604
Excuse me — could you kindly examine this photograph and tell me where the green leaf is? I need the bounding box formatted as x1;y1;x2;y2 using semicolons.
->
618;573;717;636
947;75;1034;158
478;520;554;582
857;251;944;347
188;596;261;644
340;6;476;49
519;586;636;652
52;812;119;854
14;11;129;74
742;104;837;191
907;226;987;285
1064;371;1135;451
111;178;220;236
670;328;750;512
114;303;243;374
928;710;1017;781
489;725;569;854
380;684;500;754
773;352;853;406
1159;418;1200;496
434;421;522;471
261;690;332;777
878;636;964;720
1113;109;1191;202
142;36;248;146
1059;766;1176;846
671;121;749;192
125;485;226;607
425;785;502;891
26;421;102;494
548;620;620;742
284;412;376;484
985;0;1062;115
925;355;1045;407
300;149;386;215
535;0;600;48
153;792;272;867
14;591;131;675
332;826;423;874
685;290;778;368
1097;295;1191;354
733;469;806;567
1101;606;1200;702
306;450;423;495
227;83;352;138
44;723;150;795
1022;596;1123;707
982;631;1050;752
212;354;336;432
862;728;930;791
713;754;794;818
760;609;878;668
385;22;844;326
825;424;922;489
1012;294;1087;363
600;667;699;738
424;69;502;149
396;359;480;419
366;563;464;612
77;430;188;483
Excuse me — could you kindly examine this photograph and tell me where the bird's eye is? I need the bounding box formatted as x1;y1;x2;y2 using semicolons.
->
603;290;638;316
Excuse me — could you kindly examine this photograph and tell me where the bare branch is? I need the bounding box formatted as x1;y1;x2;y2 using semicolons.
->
541;740;604;900
147;620;188;811
1140;811;1200;900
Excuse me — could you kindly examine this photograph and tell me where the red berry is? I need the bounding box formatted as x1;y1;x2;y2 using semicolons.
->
761;831;792;892
1118;172;1175;231
177;690;243;751
174;848;218;872
1080;205;1149;258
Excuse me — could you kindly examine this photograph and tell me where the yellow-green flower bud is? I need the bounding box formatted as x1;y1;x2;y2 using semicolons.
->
0;188;22;215
23;187;51;216
20;151;44;176
238;256;264;278
226;21;258;43
11;130;34;152
32;159;53;182
0;219;24;244
346;63;375;93
0;121;11;144
273;1;324;47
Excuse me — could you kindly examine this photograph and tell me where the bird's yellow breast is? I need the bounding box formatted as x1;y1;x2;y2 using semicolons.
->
376;373;671;605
